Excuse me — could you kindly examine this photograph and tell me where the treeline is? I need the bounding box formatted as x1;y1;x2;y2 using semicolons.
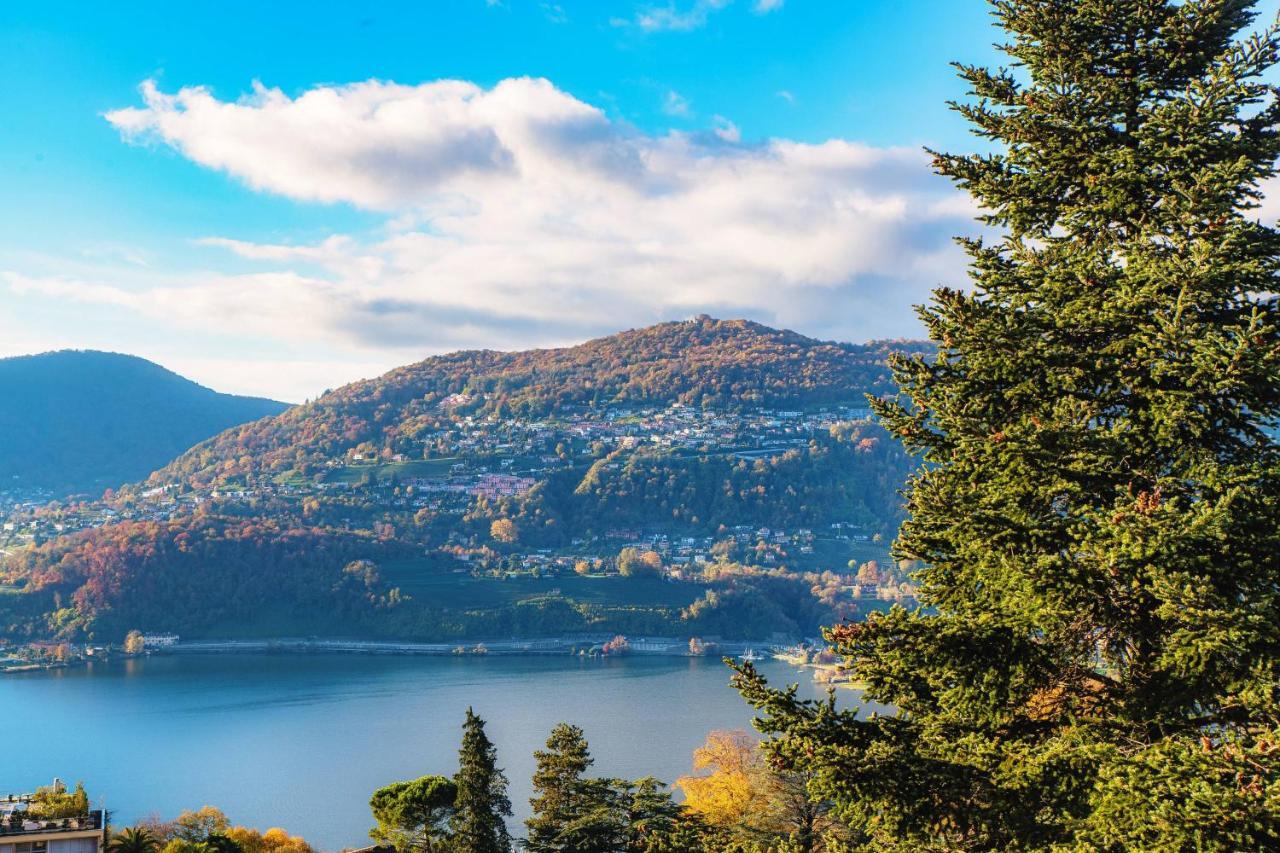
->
360;710;852;852
0;515;409;639
148;317;929;487
103;712;855;852
105;805;313;853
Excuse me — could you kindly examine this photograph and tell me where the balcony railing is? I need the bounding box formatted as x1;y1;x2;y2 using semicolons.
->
0;811;103;837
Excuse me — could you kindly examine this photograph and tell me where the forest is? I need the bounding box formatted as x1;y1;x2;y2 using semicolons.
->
0;515;409;640
0;502;902;643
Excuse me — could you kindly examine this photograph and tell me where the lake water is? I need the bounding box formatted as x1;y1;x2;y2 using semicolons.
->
1;654;849;850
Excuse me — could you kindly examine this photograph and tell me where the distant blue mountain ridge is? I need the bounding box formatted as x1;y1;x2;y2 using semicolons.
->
0;350;288;495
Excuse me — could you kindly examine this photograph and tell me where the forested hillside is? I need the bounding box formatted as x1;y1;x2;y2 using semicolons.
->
150;316;929;488
0;319;924;643
0;351;287;494
0;516;409;640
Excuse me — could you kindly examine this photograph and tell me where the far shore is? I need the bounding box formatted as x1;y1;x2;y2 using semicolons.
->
159;635;772;657
3;634;800;674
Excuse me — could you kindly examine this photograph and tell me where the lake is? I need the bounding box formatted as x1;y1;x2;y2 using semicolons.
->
1;653;851;850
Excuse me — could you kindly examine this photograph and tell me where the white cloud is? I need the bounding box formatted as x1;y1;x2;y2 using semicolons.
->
618;0;782;32
87;76;977;368
624;0;732;32
663;90;692;117
776;89;795;103
161;356;394;403
711;115;740;143
1254;175;1280;225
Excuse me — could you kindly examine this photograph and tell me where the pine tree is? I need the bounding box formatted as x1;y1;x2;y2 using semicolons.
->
525;723;606;851
450;708;512;853
736;1;1280;849
619;777;686;850
368;774;457;852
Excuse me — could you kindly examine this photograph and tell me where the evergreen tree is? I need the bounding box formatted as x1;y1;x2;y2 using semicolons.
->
527;725;692;852
525;723;605;851
450;708;512;853
736;1;1280;849
619;777;687;851
369;774;457;852
556;778;629;852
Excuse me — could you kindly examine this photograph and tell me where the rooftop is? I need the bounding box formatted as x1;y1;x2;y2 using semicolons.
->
0;793;103;838
0;811;103;838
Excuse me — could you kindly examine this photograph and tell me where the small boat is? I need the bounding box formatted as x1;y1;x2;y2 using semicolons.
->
739;648;762;662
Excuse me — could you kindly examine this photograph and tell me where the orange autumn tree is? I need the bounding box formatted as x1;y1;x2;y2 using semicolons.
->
224;827;314;853
676;730;844;850
676;730;770;828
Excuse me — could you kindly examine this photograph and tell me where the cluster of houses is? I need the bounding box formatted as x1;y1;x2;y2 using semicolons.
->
411;472;538;500
0;402;884;575
359;402;875;469
454;521;881;582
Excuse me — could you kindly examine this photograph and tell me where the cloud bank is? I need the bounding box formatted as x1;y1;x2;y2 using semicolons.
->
94;77;973;354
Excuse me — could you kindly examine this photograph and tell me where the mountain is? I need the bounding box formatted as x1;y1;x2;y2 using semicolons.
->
151;315;931;488
0;350;289;495
1;319;928;644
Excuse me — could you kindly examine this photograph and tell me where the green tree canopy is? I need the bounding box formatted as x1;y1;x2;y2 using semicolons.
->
106;828;160;853
527;724;696;852
369;775;456;852
737;0;1280;850
27;780;89;819
526;723;600;851
449;708;512;853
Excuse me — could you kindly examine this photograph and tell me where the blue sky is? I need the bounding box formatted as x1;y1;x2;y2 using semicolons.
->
2;0;1277;401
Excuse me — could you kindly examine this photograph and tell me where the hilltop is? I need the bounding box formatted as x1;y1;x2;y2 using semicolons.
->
0;351;288;495
152;316;930;488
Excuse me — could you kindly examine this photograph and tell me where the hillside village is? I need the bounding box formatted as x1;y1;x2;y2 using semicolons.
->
0;400;914;637
2;402;883;546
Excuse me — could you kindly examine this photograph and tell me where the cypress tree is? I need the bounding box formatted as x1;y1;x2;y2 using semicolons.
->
736;1;1280;849
450;708;512;853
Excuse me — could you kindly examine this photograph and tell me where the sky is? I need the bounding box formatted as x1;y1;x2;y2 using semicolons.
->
3;0;1278;402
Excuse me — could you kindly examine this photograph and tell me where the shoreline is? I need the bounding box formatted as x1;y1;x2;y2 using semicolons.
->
3;634;786;673
167;636;769;656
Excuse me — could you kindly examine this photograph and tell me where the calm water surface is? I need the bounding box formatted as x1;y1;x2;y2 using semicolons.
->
2;654;847;850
